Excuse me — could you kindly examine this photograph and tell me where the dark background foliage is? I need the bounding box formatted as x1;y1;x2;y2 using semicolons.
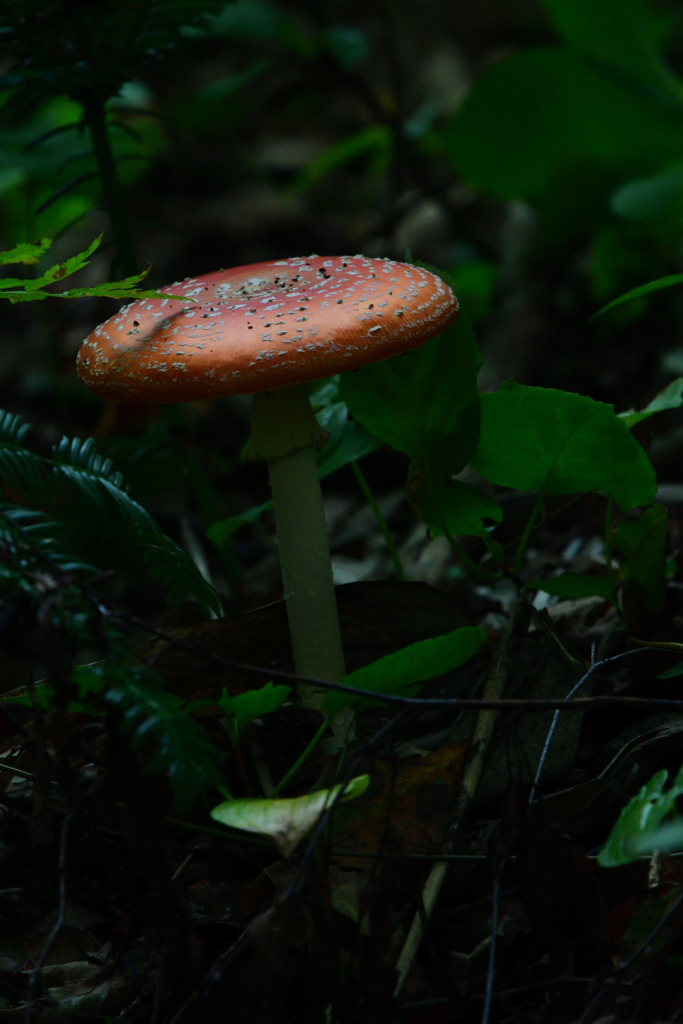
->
2;4;683;1020
2;0;683;617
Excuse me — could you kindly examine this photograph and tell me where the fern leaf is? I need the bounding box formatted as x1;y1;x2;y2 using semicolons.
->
51;436;221;617
0;502;97;578
0;410;31;446
101;663;227;811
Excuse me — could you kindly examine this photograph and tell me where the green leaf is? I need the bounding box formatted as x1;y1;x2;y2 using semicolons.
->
620;377;683;428
47;434;221;617
207;501;272;548
525;572;614;600
290;125;392;193
0;236;193;305
437;47;683;243
543;0;679;101
218;682;291;742
472;382;656;510
598;764;683;867
340;313;481;478
659;661;683;679
591;273;683;320
0;238;52;265
611;162;683;222
211;774;369;857
322;626;487;720
409;475;501;539
315;401;381;478
614;503;667;613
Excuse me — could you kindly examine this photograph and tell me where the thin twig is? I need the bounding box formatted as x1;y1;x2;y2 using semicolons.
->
287;707;412;897
528;646;647;804
25;813;73;1023
482;854;507;1024
393;597;525;997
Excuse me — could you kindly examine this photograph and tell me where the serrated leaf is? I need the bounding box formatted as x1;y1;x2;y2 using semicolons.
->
525;572;614;601
598;763;683;867
472;382;656;510
210;775;369;857
0;238;52;265
322;627;487;720
0;235;192;304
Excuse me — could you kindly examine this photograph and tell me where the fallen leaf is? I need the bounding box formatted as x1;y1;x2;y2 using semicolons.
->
211;775;369;857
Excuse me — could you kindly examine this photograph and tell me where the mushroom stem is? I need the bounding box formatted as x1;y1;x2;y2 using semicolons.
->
251;386;346;708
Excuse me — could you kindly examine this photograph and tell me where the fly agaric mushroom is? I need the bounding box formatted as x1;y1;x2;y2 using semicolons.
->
77;255;458;711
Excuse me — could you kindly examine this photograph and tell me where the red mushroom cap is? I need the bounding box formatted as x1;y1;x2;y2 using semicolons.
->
76;255;459;402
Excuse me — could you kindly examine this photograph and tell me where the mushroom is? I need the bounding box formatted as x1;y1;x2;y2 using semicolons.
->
76;255;459;713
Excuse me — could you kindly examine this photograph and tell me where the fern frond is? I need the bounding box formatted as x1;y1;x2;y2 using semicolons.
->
99;660;227;811
0;502;97;580
0;411;31;446
51;435;221;617
0;412;221;616
0;447;53;505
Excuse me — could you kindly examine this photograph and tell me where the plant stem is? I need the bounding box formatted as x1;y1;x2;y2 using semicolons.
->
272;718;329;797
351;460;406;580
424;469;502;582
513;492;544;575
82;95;138;277
604;497;616;601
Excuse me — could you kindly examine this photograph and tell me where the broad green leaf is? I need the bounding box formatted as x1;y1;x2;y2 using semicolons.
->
472;382;656;510
614;503;667;613
623;818;683;859
438;47;683;242
598;764;683;866
211;774;369;857
611;163;683;222
323;626;487;720
218;681;291;742
340;313;481;478
525;572;614;601
620;377;683;428
409;475;501;539
543;0;679;101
